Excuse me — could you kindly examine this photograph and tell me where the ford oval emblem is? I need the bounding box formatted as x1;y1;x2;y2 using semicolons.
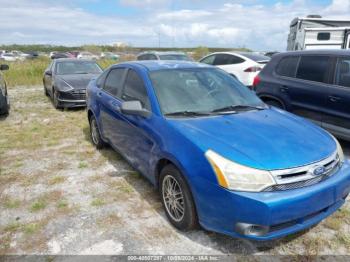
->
313;166;326;176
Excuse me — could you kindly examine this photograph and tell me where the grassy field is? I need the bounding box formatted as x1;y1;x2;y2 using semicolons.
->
2;57;121;87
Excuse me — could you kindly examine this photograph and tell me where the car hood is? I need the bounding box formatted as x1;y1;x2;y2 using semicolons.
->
56;74;99;89
168;108;336;170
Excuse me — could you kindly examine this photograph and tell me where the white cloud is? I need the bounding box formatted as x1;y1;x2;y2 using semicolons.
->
0;0;350;50
119;0;169;8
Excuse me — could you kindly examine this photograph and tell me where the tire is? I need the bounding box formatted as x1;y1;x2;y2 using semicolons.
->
52;88;62;109
0;94;9;115
265;99;284;109
160;164;198;231
43;81;48;96
89;115;105;149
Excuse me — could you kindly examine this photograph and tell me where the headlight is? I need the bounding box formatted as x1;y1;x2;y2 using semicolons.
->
333;136;345;164
205;150;276;192
57;79;74;92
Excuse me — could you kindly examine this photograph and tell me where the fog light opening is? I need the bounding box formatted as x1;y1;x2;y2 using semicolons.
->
235;223;269;236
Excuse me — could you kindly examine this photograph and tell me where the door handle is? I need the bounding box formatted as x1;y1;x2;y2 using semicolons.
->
329;95;340;102
97;92;102;97
280;86;288;93
110;102;121;112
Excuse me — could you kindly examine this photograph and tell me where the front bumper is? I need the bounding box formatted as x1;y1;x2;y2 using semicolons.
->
193;160;350;241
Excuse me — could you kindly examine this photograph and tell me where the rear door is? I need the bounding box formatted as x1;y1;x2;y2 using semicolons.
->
280;55;332;123
323;56;350;139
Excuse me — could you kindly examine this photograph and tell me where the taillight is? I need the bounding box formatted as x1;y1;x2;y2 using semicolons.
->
253;75;261;88
244;66;262;73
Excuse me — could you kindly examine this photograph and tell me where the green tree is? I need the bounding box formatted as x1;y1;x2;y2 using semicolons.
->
82;45;102;54
193;46;209;61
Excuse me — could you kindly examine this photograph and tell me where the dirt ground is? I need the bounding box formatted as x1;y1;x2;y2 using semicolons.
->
0;85;350;256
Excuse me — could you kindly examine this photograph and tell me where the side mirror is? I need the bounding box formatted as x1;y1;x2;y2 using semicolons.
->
0;64;9;71
45;70;52;76
121;100;151;118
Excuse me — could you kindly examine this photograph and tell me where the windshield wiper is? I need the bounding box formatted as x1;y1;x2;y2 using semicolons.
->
211;104;266;113
75;72;89;74
164;111;212;117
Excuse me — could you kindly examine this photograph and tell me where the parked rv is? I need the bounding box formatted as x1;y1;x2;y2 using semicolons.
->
287;15;350;51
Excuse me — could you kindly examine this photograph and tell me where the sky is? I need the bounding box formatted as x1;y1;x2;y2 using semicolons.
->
0;0;349;51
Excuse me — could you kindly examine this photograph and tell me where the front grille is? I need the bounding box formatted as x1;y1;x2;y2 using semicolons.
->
263;167;338;191
264;151;340;192
60;89;86;101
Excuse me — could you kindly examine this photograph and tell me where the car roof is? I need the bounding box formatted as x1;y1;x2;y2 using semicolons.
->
115;60;212;71
275;49;350;58
54;58;95;62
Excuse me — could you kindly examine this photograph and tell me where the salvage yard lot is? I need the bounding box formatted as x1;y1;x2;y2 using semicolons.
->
1;85;350;255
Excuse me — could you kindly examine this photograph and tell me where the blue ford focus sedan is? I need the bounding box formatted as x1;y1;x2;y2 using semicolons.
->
86;61;350;240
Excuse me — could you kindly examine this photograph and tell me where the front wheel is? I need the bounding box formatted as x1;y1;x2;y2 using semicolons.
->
43;81;48;96
52;89;62;109
160;164;198;231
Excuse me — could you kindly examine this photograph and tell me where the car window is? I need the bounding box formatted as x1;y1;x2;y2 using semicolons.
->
96;70;109;88
122;70;150;110
103;68;126;97
296;56;330;83
55;61;102;75
335;57;350;88
148;54;158;60
276;56;299;77
214;54;244;65
317;32;330;41
47;61;54;71
200;55;215;65
137;55;146;60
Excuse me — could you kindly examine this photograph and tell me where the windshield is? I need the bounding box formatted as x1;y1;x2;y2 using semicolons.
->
158;54;192;61
150;68;265;115
56;61;102;75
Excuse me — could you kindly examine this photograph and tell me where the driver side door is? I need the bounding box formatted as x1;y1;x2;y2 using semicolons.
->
116;69;155;176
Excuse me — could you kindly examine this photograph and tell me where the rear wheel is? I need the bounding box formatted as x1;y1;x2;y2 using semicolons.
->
89;115;105;149
160;164;198;230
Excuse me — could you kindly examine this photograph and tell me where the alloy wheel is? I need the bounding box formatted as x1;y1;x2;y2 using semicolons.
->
91;118;99;145
162;175;185;222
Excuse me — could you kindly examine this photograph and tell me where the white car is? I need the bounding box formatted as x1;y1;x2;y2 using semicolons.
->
11;51;29;60
199;52;270;87
0;53;18;62
77;52;98;60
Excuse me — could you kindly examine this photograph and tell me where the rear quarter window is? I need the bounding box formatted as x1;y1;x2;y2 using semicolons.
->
296;56;330;83
275;56;299;77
